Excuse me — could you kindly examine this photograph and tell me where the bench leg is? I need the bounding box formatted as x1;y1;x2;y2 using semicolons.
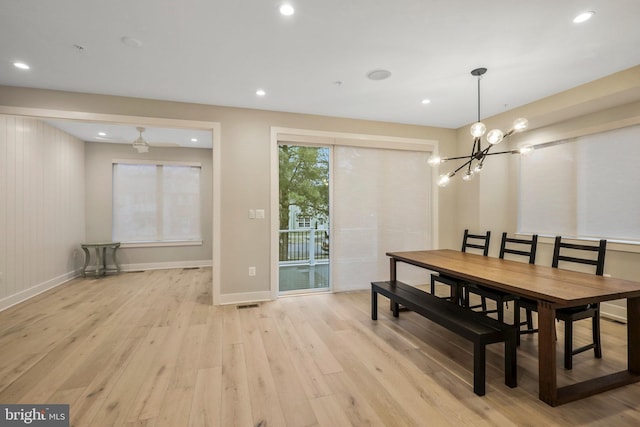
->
473;342;486;396
371;290;378;320
392;300;399;318
505;328;518;388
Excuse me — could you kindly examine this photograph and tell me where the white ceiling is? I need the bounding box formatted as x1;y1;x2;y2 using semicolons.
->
1;0;640;137
42;119;213;149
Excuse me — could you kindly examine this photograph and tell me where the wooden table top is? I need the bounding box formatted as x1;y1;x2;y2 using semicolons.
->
387;249;640;308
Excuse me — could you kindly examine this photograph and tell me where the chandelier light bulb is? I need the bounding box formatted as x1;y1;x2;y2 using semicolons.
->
462;171;474;181
513;118;529;132
427;155;442;166
486;129;504;145
438;174;452;187
470;122;487;137
473;163;484;174
519;145;534;156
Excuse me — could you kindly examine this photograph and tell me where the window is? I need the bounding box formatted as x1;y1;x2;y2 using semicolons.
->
519;124;640;242
113;160;201;244
297;216;311;228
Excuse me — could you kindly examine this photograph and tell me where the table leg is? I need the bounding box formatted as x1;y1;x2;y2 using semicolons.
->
102;247;108;275
94;247;102;278
112;245;121;273
389;258;397;311
538;301;558;405
81;247;90;277
628;297;640;373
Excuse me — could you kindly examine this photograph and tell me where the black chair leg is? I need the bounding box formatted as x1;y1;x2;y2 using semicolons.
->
526;309;533;330
593;311;602;359
564;320;573;370
514;305;521;345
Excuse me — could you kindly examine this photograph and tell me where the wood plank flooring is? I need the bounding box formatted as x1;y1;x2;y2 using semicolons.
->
1;268;639;426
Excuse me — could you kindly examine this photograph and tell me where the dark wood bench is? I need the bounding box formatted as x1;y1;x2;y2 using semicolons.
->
371;280;517;396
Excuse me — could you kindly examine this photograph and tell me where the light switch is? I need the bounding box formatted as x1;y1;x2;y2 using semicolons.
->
248;209;256;219
256;209;265;219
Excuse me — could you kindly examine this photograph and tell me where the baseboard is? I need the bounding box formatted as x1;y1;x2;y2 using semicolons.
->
217;291;273;306
601;301;627;323
0;269;81;312
119;260;213;272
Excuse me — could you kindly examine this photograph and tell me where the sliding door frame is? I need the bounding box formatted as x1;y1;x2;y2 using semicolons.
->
270;126;440;299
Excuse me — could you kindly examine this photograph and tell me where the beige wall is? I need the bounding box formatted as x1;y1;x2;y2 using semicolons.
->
84;142;213;269
449;65;640;320
1;64;638;308
0;86;456;303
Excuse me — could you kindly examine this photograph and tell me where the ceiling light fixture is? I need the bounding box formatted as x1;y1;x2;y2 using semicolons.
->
429;68;531;187
132;127;149;153
256;89;266;96
279;4;295;16
573;11;595;23
13;62;30;70
367;69;392;81
421;98;431;105
98;132;106;136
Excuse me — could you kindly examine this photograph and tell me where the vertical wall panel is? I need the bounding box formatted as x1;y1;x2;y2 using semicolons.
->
0;117;6;299
0;115;85;310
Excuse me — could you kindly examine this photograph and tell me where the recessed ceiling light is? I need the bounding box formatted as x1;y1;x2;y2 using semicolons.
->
573;11;595;24
256;89;266;97
279;4;295;16
421;99;431;105
367;69;392;81
13;62;30;70
191;138;198;142
98;132;106;136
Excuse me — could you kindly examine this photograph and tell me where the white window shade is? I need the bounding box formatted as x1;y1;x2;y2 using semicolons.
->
113;162;201;243
519;124;640;242
577;126;640;240
332;147;432;291
519;142;577;236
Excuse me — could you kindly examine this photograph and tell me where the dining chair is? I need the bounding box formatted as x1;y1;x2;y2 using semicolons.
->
548;236;606;369
463;233;538;339
430;229;490;304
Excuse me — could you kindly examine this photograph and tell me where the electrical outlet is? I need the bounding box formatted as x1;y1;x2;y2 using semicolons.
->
248;266;256;276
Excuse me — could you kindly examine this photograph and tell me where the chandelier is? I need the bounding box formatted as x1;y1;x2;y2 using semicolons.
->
429;68;532;187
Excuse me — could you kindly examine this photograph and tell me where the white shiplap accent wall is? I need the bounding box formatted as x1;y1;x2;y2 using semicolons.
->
0;115;85;310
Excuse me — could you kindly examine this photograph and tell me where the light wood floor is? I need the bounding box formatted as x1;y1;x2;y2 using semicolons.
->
1;268;639;426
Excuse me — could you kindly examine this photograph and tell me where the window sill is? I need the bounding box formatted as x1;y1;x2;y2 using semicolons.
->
120;240;203;249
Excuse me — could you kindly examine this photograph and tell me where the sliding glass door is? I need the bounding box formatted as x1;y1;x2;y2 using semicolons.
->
278;144;330;293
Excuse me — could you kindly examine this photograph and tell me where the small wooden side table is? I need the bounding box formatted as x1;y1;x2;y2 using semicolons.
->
81;241;121;278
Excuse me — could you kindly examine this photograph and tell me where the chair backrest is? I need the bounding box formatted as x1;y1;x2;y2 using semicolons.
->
552;236;606;276
499;232;538;264
461;229;491;256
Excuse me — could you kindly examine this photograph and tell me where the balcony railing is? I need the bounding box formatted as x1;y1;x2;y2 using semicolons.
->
279;229;329;264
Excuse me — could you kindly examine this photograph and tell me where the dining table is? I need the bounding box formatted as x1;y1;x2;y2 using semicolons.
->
386;249;640;406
